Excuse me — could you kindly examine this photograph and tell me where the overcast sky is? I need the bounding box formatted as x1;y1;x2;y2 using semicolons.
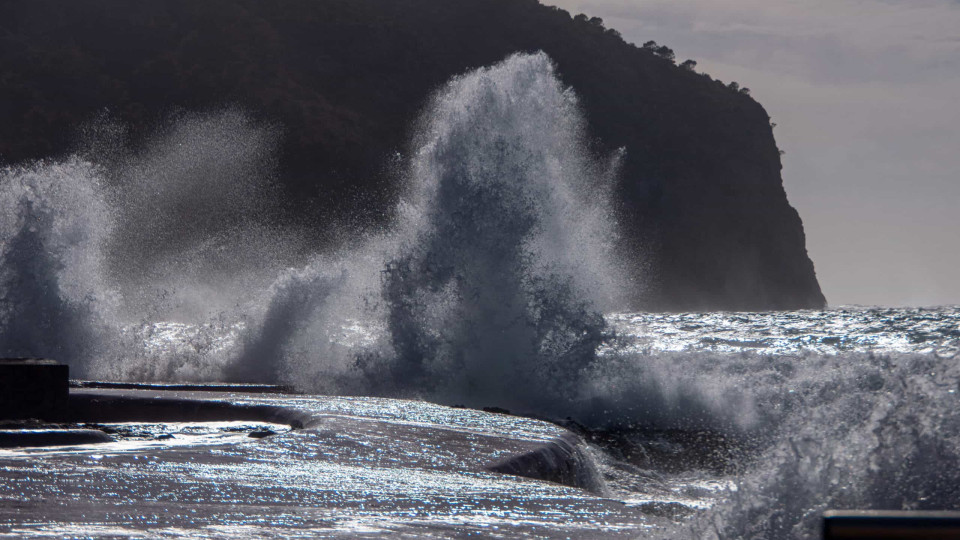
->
550;0;960;307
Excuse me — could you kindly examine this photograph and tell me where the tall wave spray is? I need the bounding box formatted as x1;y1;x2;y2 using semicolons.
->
228;52;626;413
369;52;625;410
0;53;625;414
0;159;118;377
0;110;298;381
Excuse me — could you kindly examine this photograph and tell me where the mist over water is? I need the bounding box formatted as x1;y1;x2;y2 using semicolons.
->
0;110;302;381
2;52;960;538
107;110;293;322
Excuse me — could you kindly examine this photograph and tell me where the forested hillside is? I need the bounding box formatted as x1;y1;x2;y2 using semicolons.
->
0;0;825;310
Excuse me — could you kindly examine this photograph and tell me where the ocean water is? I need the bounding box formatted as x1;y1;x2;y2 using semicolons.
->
594;305;960;537
2;52;959;538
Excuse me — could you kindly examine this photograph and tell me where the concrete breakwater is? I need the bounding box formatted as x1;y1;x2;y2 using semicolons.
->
0;387;656;537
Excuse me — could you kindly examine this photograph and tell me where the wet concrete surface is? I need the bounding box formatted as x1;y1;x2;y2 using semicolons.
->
0;389;661;538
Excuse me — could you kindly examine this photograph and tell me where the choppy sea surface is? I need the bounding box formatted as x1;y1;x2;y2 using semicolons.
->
592;305;960;537
126;305;960;538
608;305;960;357
100;305;958;539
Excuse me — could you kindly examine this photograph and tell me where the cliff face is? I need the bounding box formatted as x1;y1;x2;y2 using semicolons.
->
0;0;825;311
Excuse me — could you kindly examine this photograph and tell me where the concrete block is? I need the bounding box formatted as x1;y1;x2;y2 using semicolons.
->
823;510;960;539
0;358;68;421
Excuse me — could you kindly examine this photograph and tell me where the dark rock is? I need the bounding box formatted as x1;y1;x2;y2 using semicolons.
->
0;0;825;311
487;432;607;494
0;358;69;421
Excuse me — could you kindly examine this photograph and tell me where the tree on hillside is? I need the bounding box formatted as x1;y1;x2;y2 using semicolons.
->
654;45;675;62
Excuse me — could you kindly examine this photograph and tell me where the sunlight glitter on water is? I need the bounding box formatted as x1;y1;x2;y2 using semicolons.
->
605;306;960;357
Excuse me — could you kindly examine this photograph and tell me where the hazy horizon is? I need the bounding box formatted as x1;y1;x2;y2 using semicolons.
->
550;0;960;308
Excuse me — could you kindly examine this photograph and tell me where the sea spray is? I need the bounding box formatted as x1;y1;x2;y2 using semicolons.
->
101;111;299;382
227;250;389;394
685;348;960;538
0;53;625;409
565;319;960;538
106;110;287;322
369;52;625;410
223;52;628;412
0;158;118;377
0;111;295;382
